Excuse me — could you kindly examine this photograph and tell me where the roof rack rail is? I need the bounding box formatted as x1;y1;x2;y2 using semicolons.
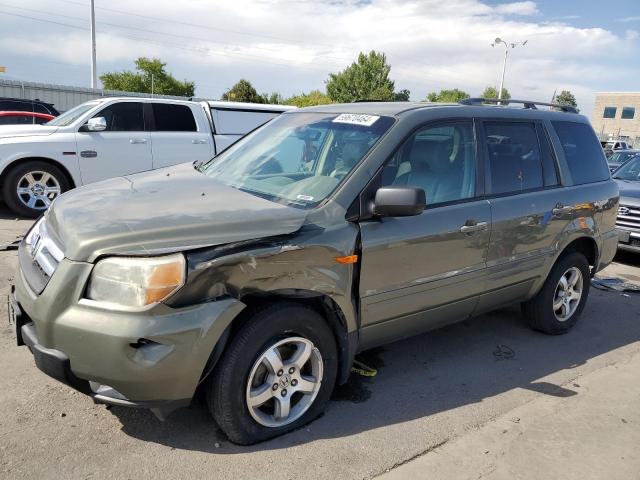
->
459;98;579;114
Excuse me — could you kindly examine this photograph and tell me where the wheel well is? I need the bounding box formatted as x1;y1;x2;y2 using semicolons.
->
560;237;598;271
203;292;353;386
1;157;76;190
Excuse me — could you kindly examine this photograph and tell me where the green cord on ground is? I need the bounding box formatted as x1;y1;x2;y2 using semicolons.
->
351;359;378;377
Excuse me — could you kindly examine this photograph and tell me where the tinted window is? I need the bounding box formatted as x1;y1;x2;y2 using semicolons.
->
552;121;610;185
94;102;144;131
621;107;635;119
603;107;617;118
0;115;31;125
31;103;49;114
536;124;560;187
484;122;543;194
213;109;279;135
152;104;196;132
382;122;476;205
0;100;27;111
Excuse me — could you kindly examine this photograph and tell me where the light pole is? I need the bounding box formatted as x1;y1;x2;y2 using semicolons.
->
90;0;97;88
491;37;527;100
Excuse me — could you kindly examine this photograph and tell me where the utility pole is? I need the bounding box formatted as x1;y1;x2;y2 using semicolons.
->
491;38;527;100
90;0;97;88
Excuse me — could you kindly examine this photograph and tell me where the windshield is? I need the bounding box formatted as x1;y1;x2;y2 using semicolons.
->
613;156;640;181
46;101;100;127
608;151;638;164
198;112;394;208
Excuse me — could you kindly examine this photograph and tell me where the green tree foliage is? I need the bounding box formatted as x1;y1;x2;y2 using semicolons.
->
260;92;284;105
222;79;265;103
284;90;333;107
426;88;470;102
554;90;578;108
100;57;195;97
481;86;511;100
394;89;411;101
326;51;395;102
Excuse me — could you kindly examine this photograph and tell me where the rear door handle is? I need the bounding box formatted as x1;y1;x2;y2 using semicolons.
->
192;139;208;144
460;221;488;233
130;138;147;144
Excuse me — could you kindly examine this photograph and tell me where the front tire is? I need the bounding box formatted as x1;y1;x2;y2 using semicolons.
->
2;161;69;217
522;252;590;334
207;302;338;445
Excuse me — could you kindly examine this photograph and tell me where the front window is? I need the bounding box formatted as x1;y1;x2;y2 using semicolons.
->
198;112;394;208
612;157;640;181
47;101;100;127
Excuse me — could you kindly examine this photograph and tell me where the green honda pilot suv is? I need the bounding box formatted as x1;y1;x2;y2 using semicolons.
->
9;99;619;444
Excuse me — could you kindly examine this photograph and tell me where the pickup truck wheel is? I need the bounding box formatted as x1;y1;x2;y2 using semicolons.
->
522;252;590;334
2;162;69;217
207;302;337;445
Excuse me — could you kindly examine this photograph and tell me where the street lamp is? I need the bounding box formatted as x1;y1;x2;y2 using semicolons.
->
490;37;527;100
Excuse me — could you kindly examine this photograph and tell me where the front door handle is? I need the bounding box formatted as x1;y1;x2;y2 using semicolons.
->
130;138;148;144
460;221;488;233
192;139;208;144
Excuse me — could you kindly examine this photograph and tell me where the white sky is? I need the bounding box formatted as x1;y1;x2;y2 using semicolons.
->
0;0;639;117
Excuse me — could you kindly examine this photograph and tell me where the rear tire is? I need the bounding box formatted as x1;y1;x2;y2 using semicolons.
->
522;252;590;334
2;161;69;217
207;302;338;445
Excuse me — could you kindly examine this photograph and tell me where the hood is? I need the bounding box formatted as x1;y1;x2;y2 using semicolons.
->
0;125;59;139
46;163;308;262
615;179;640;206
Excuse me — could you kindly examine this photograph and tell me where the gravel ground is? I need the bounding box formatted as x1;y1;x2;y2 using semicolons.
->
1;205;639;480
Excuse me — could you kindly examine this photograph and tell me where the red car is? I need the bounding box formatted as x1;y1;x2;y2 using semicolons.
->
0;111;55;125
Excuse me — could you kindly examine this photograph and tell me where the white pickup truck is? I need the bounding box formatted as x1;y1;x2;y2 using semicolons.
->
0;97;295;216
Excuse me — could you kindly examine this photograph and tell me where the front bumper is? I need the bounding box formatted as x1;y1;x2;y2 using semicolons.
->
616;228;640;253
12;256;245;415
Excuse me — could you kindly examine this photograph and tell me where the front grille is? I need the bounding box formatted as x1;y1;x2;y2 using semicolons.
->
20;218;64;294
616;205;640;231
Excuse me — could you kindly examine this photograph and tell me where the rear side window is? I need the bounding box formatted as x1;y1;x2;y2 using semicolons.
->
552;121;610;185
152;104;197;132
213;109;279;135
484;122;545;195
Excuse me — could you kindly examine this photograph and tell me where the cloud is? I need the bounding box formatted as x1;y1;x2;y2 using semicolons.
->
493;1;539;16
618;16;640;23
0;0;637;118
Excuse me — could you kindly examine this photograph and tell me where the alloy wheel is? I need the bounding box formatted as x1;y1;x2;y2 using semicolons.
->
16;171;61;210
553;266;583;322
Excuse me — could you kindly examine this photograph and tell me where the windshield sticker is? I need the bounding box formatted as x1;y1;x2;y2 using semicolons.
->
296;194;314;202
332;113;380;127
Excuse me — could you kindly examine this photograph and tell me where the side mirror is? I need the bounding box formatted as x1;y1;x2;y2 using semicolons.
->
373;186;426;218
81;116;107;132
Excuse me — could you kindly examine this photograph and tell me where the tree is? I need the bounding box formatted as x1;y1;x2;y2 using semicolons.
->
554;90;577;108
284;90;333;107
481;86;510;100
260;92;284;105
326;51;395;102
394;89;411;101
100;57;195;97
426;88;470;102
222;79;264;103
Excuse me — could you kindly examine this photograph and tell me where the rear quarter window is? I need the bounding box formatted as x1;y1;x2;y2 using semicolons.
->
213;109;280;135
552;121;610;185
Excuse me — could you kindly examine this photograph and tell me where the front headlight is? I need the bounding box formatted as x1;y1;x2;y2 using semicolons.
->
86;253;186;308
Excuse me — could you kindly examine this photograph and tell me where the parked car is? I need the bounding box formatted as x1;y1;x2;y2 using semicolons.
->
0;111;55;125
10;100;618;444
606;149;639;172
0;97;59;116
612;156;640;252
602;139;630;158
0;97;294;217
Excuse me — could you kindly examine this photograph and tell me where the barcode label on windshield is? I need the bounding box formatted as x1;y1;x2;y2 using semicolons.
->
332;114;380;127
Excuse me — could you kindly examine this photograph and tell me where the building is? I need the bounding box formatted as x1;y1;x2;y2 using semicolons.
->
592;92;640;147
0;78;199;113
